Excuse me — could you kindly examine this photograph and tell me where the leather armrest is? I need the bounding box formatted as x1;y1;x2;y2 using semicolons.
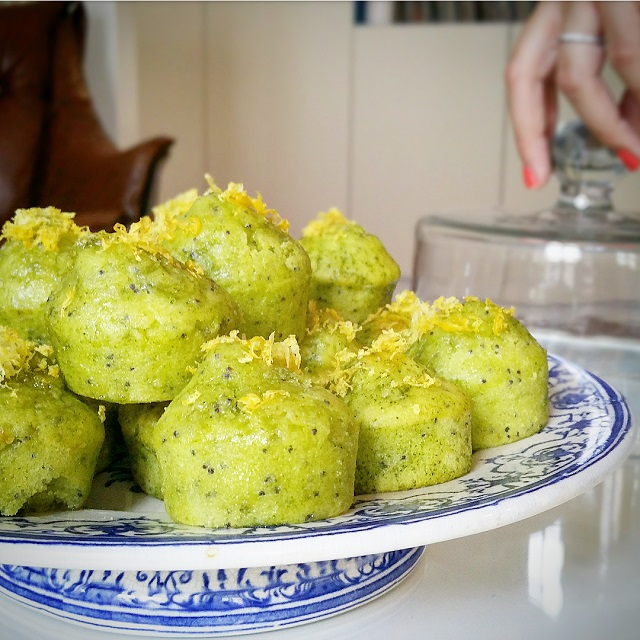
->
34;2;174;229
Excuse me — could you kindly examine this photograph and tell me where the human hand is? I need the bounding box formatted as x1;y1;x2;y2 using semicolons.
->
505;1;640;189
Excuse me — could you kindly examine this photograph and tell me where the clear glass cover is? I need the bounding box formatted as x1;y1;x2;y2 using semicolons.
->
413;122;640;340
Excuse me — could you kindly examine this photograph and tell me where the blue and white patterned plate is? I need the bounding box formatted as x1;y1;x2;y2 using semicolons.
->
0;355;635;636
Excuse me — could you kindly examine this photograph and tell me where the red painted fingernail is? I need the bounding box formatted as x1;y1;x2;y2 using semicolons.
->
522;166;539;189
617;149;640;171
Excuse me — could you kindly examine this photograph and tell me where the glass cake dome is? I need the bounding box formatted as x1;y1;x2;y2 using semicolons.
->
413;121;640;342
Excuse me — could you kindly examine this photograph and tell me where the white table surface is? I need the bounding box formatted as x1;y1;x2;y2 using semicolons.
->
1;334;638;640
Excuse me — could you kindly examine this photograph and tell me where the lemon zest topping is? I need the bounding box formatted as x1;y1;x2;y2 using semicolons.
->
429;296;515;336
238;390;290;414
306;300;360;341
59;287;76;318
203;331;302;373
0;327;33;385
0;326;57;386
1;207;86;250
365;293;515;344
240;334;301;372
301;208;355;238
361;290;431;343
327;326;439;397
94;225;205;280
204;176;290;233
150;177;291;238
148;189;200;241
368;329;410;357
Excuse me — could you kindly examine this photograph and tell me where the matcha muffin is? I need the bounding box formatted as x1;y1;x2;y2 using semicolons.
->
329;332;473;495
153;332;359;528
148;181;311;340
299;208;401;323
0;207;86;343
407;296;549;450
118;402;168;499
0;327;105;516
299;302;362;388
46;229;239;404
358;289;426;346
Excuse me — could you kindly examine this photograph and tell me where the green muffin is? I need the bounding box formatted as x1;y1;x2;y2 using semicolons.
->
0;327;105;516
407;296;549;450
299;208;401;323
299;302;362;388
358;289;425;346
329;332;472;495
148;181;311;340
118;402;168;499
46;230;239;404
153;332;359;528
0;208;86;343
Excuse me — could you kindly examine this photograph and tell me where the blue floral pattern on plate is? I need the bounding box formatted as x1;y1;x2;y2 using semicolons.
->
0;548;424;635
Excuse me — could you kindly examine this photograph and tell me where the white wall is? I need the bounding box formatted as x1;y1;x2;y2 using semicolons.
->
350;23;510;273
202;1;353;239
84;2;640;279
84;1;139;148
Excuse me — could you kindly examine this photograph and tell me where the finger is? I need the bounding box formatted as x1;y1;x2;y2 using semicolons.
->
505;2;563;188
600;2;640;103
557;1;640;162
619;89;640;136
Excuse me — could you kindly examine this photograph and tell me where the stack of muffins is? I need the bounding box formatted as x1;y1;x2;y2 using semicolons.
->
0;180;549;528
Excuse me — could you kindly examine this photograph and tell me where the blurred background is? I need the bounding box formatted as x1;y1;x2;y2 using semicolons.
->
83;1;640;279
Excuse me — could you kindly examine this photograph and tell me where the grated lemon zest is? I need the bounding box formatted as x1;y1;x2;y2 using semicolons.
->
95;225;205;280
1;207;86;250
301;208;355;239
151;177;291;237
306;300;360;341
59;287;76;318
202;331;301;373
238;390;290;414
362;290;432;343
428;296;514;336
219;181;290;234
326;326;439;396
367;294;515;342
0;326;57;386
0;327;33;384
147;189;201;243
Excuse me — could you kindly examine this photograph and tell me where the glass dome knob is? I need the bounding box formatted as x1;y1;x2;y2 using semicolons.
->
551;121;626;211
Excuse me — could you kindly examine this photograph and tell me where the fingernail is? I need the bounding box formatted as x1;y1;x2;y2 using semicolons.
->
522;166;539;189
617;149;640;171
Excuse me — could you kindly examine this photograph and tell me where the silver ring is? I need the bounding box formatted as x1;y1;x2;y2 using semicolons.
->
558;32;604;45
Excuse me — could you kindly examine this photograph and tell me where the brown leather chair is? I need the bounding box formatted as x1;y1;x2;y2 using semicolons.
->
0;1;173;231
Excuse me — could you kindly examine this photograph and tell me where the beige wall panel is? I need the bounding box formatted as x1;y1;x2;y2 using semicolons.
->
502;26;640;215
84;2;120;144
132;2;208;204
350;24;510;278
204;1;352;238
